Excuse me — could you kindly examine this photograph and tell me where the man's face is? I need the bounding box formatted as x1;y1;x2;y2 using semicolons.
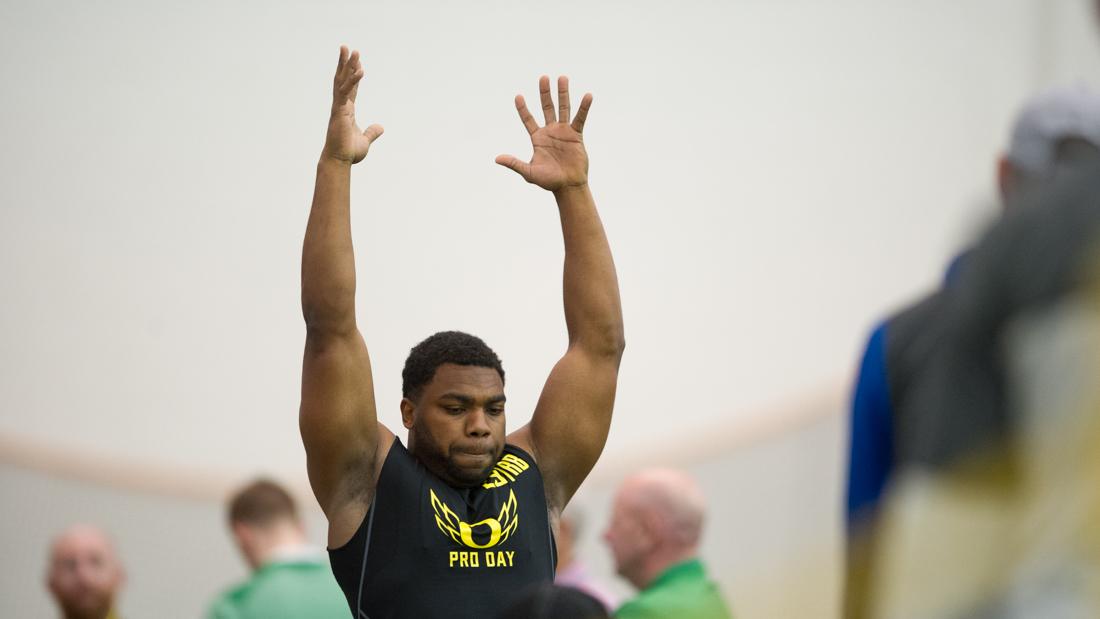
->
603;488;649;583
47;528;123;619
404;363;506;488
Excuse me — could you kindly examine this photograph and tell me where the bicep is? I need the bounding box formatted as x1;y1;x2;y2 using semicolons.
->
520;347;621;511
299;329;381;515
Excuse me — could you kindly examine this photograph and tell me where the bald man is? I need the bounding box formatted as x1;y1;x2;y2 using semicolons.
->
603;469;732;619
46;525;125;619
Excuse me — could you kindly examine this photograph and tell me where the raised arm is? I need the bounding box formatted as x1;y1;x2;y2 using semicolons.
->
498;76;626;514
300;46;392;546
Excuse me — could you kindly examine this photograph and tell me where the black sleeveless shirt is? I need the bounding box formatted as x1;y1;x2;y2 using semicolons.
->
329;438;557;619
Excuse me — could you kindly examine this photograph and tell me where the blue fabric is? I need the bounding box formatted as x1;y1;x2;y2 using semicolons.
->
944;250;971;286
846;322;894;527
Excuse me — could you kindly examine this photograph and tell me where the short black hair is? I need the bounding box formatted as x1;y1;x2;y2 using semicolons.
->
402;331;505;400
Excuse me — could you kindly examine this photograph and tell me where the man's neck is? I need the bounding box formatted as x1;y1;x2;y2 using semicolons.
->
62;608;118;619
264;541;320;564
635;548;698;591
249;523;310;569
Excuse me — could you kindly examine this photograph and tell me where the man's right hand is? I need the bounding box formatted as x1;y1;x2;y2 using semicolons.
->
323;46;383;165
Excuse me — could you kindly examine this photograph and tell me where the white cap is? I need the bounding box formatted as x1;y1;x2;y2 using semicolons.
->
1007;83;1100;175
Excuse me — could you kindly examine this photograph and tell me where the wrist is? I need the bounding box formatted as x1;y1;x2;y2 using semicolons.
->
318;151;354;168
552;182;590;201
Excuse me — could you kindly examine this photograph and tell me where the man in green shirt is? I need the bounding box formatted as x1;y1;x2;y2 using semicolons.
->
207;479;348;619
603;469;733;619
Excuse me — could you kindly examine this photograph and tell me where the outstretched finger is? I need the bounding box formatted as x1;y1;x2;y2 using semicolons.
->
514;95;539;135
571;93;593;133
557;76;570;124
538;75;556;125
495;154;532;181
345;51;363;102
335;45;349;80
336;66;364;101
335;49;354;87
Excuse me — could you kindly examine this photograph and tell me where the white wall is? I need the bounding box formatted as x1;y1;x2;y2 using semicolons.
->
1;0;1098;617
0;0;1064;477
1041;0;1100;87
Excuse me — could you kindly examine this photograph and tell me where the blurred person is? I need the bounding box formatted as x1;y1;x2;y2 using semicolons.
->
555;510;620;611
497;583;610;619
846;84;1100;530
301;46;624;619
844;84;1100;616
207;479;347;619
603;469;733;619
46;524;125;619
866;144;1100;618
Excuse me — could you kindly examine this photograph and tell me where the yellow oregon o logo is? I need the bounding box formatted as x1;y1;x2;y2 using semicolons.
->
460;518;503;549
430;488;519;549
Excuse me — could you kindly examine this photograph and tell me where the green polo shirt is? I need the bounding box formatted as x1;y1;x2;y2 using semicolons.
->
207;556;349;619
614;559;733;619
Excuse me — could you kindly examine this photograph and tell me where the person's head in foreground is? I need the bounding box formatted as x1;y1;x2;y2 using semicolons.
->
228;478;307;570
46;524;125;619
497;583;609;619
998;84;1100;211
400;330;507;488
603;468;706;590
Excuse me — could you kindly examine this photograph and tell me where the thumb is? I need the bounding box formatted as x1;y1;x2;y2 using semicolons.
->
363;123;384;143
495;154;531;180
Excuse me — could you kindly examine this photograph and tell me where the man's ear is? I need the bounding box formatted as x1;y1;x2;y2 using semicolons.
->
231;522;252;547
636;510;663;552
997;154;1016;210
400;398;416;430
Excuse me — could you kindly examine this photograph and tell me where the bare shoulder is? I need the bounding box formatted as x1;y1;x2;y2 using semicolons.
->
506;425;537;462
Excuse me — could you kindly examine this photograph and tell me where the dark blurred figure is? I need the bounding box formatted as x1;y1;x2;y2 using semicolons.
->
865;140;1100;618
498;583;609;619
555;510;619;611
46;524;125;619
603;469;732;619
847;84;1100;531
207;479;348;619
844;84;1100;617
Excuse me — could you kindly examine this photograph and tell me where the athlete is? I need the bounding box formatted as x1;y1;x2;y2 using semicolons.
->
299;47;625;619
